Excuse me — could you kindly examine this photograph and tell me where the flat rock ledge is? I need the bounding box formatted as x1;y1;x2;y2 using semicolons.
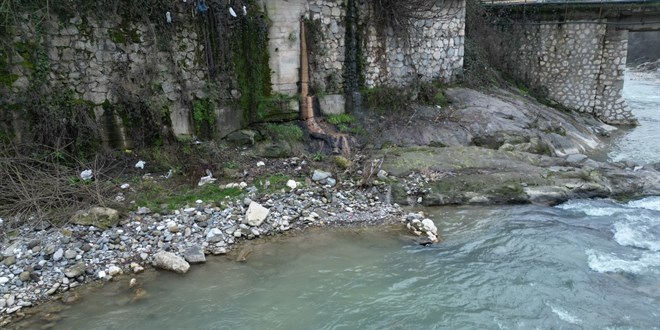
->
380;146;660;207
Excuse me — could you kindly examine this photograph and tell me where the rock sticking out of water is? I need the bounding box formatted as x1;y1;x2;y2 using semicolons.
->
403;212;439;243
183;246;206;264
152;251;190;274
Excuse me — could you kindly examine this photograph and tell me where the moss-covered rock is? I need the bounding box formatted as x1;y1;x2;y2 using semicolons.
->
70;207;120;228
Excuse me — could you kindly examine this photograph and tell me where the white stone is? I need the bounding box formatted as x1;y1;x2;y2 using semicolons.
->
312;170;332;181
286;180;297;189
206;228;224;242
245;202;269;227
421;218;438;235
108;266;123;276
0;277;8;285
152;251;190;274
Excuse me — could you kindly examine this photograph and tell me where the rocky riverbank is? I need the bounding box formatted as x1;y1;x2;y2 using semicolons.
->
0;169;404;326
3;86;660;327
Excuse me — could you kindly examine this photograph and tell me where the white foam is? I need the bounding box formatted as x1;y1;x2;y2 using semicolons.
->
548;304;582;325
613;222;660;252
626;196;660;212
586;249;660;274
556;200;620;217
558;197;660;217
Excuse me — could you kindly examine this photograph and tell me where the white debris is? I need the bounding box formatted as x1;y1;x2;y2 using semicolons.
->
164;169;174;179
229;7;237;17
120;183;130;190
166;11;172;23
80;169;93;181
242;5;247;15
198;169;217;186
135;160;146;170
97;270;107;279
257;161;265;167
286;180;297;189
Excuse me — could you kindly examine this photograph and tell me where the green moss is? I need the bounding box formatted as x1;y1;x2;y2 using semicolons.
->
256;93;298;121
0;45;18;85
108;29;127;44
362;86;412;114
231;3;273;123
108;22;141;45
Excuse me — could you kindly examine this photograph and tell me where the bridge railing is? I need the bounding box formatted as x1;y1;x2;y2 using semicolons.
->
482;0;658;4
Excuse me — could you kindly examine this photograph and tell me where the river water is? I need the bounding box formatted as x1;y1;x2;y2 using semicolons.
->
607;71;660;164
16;73;660;329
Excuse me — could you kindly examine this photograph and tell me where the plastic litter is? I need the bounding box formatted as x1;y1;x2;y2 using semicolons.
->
197;1;208;13
80;169;93;181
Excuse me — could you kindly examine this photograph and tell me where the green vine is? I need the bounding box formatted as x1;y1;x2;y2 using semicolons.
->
231;1;272;124
192;99;215;139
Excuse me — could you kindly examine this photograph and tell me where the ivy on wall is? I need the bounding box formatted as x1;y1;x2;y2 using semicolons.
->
230;1;272;124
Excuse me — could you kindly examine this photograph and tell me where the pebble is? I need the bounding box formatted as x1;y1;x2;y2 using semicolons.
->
19;272;30;282
108;266;122;276
2;256;16;266
64;249;77;259
0;171;404;322
52;248;64;261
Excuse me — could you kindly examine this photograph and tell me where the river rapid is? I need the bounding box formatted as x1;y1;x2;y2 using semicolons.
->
14;73;660;329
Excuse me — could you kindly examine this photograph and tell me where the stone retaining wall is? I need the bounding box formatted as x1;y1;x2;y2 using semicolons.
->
360;0;466;87
1;0;467;144
504;20;635;125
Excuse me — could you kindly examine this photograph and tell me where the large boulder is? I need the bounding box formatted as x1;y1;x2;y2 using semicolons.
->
183;245;206;264
152;251;190;274
245;202;269;227
70;207;119;229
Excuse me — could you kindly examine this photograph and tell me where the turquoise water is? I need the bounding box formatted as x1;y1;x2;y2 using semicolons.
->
607;72;660;164
15;72;660;330
20;197;660;329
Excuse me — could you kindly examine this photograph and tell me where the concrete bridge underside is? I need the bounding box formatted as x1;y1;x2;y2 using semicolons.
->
489;2;660;125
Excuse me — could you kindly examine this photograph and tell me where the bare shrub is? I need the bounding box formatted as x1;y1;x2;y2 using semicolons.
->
0;143;121;230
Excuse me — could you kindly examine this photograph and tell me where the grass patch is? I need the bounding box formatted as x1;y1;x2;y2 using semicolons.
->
328;114;355;125
265;123;303;141
134;181;242;211
327;113;365;135
417;81;449;107
254;173;293;193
